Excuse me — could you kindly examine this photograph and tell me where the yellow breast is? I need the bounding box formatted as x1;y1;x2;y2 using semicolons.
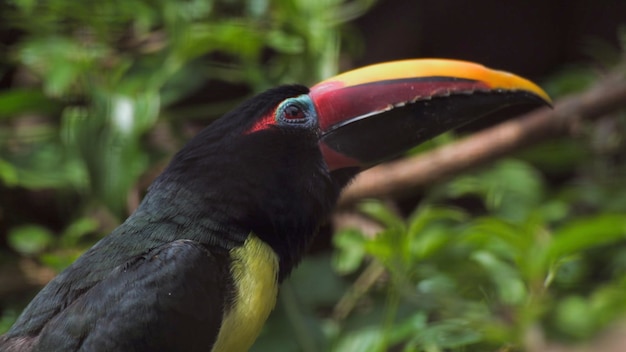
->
211;235;279;351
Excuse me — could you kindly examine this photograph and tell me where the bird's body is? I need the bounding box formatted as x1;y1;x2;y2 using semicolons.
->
0;59;550;351
3;85;340;351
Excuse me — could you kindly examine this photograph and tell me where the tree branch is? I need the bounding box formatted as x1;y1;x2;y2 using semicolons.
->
338;72;626;207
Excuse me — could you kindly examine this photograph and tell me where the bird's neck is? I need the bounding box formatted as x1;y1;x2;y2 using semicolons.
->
133;183;250;250
140;137;341;280
244;161;341;280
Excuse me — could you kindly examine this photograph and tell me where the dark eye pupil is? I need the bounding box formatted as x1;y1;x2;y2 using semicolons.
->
283;105;305;120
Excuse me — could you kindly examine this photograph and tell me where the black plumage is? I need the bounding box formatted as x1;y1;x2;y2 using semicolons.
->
1;85;343;351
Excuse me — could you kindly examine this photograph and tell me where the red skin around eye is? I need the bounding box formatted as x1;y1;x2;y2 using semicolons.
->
245;109;277;134
245;105;307;134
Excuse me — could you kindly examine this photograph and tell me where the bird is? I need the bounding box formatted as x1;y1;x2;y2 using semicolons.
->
0;59;551;352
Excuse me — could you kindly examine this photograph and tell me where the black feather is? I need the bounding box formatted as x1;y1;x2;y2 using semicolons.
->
1;84;345;351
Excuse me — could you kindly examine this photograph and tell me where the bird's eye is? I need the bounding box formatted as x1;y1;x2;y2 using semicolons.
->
274;95;316;128
282;104;306;120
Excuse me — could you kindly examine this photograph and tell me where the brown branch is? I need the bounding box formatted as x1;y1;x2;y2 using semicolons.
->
338;72;626;207
526;320;626;352
331;259;386;321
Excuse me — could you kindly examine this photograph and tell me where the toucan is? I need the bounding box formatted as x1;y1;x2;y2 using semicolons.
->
0;59;550;351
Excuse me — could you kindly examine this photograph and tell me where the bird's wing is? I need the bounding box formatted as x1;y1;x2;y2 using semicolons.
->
26;239;233;352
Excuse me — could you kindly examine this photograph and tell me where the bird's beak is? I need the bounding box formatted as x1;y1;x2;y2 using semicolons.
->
310;59;552;170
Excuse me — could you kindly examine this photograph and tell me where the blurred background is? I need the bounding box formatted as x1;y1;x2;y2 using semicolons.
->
1;0;626;351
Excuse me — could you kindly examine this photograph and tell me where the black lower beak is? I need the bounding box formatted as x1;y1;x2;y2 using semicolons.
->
321;90;546;166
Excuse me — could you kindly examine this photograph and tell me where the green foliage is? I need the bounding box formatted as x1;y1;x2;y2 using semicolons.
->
7;217;99;271
252;146;626;351
0;89;61;119
0;309;19;335
7;225;55;255
0;0;371;215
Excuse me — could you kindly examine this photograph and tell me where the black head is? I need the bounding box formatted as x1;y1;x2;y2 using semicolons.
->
146;85;342;279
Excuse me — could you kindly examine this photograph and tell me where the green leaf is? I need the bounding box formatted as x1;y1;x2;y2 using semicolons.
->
0;309;19;335
39;250;84;273
332;326;386;352
548;214;626;260
471;251;527;305
463;217;528;255
363;228;405;267
19;36;107;96
7;225;55;255
60;217;99;248
408;225;452;260
406;206;466;259
332;228;367;274
0;89;60;118
555;296;596;339
408;319;482;350
175;22;264;63
358;200;404;229
267;30;305;54
446;159;545;222
407;206;466;240
0;159;19;186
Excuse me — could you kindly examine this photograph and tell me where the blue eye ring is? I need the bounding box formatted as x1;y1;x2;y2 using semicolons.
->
275;95;317;128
